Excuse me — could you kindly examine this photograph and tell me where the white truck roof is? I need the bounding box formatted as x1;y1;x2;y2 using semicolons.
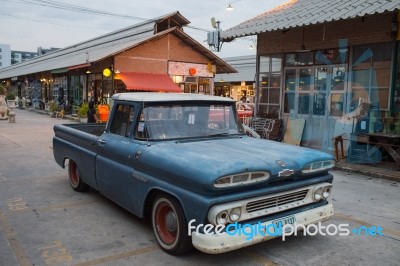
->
112;92;235;103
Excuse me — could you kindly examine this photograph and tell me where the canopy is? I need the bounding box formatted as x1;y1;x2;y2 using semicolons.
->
116;72;182;92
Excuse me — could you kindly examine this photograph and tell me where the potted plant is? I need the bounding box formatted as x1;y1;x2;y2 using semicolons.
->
49;101;58;117
77;102;89;122
6;93;16;109
0;84;6;99
0;98;7;118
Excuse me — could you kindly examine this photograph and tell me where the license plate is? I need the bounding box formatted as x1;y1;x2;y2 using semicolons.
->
272;215;296;232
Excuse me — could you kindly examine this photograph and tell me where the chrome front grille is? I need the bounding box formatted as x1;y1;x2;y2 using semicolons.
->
246;189;308;213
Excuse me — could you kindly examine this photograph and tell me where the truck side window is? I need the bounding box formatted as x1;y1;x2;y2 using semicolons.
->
110;105;135;137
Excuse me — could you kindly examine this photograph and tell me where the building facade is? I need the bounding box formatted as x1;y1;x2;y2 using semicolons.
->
0;44;11;69
0;12;235;109
221;0;400;153
37;47;59;56
11;50;37;65
215;55;256;103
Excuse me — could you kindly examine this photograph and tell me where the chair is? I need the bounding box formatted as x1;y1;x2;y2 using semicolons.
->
250;118;267;137
263;119;275;140
250;118;275;139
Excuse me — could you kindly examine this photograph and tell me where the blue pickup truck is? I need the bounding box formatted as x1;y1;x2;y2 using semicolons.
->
53;93;335;255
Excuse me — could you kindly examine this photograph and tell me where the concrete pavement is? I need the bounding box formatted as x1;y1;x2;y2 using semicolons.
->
0;109;399;266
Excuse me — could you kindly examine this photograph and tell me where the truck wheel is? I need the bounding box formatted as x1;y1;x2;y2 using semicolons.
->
151;194;192;255
68;160;89;192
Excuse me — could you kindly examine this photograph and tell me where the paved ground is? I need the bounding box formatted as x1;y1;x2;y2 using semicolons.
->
0;109;399;266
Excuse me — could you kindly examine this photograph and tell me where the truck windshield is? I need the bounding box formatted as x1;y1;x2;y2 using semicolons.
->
135;103;244;140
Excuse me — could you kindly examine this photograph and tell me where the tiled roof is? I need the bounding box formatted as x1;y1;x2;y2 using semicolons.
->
221;0;400;41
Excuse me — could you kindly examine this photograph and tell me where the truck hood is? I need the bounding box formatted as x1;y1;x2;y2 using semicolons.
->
136;136;334;193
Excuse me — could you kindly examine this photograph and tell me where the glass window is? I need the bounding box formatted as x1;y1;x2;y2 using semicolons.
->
259;88;280;105
315;68;328;91
285;69;296;91
299;68;312;91
259;56;270;72
315;48;348;65
298;93;310;114
136;103;243;140
271;73;281;87
260;74;269;87
352;70;370;87
110;105;135;137
331;67;346;90
373;68;390;87
284;93;295;114
331;93;344;116
259;88;269;103
352;43;392;111
393;42;400;112
271;56;282;72
313;93;326;116
258;54;282;118
285;52;313;66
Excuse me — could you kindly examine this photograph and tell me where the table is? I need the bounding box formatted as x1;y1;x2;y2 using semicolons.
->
357;133;400;163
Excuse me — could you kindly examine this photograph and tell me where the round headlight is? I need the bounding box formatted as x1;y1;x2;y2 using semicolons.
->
322;187;331;199
216;211;228;225
314;188;323;201
229;207;241;222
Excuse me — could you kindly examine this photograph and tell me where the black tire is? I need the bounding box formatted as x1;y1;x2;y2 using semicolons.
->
151;194;192;255
68;159;89;192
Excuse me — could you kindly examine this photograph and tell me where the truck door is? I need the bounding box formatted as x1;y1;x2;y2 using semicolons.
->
96;103;137;210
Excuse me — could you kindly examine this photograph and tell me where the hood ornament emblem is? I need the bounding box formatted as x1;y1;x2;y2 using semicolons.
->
278;169;295;177
275;160;287;168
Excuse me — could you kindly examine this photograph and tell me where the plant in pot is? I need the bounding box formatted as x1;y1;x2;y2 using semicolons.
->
0;84;6;99
0;98;7;118
6;93;16;109
49;101;58;117
77;102;89;122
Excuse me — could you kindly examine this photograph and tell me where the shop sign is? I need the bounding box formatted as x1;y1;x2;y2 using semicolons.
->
168;61;213;77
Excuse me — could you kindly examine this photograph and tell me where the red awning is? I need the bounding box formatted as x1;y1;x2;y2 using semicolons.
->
116;72;182;92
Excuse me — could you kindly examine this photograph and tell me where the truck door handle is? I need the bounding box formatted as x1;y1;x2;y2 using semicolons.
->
98;139;107;145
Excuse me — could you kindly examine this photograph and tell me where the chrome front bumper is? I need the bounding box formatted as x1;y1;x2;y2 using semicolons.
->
192;202;334;254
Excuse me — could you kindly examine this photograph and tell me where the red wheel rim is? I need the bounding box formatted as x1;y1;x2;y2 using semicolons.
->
155;202;177;245
70;161;79;187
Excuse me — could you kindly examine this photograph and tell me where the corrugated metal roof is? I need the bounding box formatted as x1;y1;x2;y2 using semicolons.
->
215;55;256;82
0;11;235;79
221;0;400;41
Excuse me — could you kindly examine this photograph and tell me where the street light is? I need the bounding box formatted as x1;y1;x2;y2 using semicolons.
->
226;0;243;11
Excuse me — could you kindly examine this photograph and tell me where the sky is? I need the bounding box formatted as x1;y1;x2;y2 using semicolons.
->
0;0;288;58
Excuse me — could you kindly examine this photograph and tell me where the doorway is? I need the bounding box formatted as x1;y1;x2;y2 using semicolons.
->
283;65;348;149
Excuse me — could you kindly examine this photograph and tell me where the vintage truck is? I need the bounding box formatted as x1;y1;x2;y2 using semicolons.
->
53;92;335;255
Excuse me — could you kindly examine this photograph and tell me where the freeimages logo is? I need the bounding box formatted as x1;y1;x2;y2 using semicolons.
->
188;220;384;241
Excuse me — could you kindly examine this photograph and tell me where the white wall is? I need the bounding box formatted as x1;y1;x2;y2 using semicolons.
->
0;44;11;68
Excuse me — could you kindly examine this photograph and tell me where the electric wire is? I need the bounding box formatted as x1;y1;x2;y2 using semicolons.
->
0;0;255;47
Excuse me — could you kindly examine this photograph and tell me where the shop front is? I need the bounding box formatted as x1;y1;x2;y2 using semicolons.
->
256;40;396;152
0;11;235;111
168;61;214;94
221;2;400;156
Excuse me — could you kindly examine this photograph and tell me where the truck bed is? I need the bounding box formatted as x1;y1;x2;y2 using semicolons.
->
61;123;106;136
53;123;106;170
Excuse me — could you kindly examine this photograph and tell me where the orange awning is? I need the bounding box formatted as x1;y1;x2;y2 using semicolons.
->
116;72;182;93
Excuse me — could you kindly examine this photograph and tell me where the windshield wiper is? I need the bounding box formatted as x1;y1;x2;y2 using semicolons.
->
206;132;231;137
